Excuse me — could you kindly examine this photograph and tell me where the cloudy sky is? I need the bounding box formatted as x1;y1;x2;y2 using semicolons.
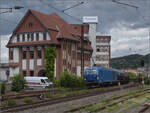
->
0;0;150;63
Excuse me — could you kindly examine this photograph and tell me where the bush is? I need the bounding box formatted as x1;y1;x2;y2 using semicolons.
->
24;97;33;103
59;71;86;88
0;82;6;94
53;80;60;87
128;72;136;79
144;77;150;85
2;99;16;107
11;73;26;92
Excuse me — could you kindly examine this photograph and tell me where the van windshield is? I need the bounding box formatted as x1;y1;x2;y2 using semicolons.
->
44;79;51;83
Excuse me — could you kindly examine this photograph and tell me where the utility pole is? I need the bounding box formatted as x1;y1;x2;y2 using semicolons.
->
81;24;84;77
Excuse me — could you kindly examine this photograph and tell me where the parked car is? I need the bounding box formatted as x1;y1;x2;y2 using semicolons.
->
24;77;53;89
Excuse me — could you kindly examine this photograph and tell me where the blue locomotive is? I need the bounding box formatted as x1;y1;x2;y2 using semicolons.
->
84;66;129;86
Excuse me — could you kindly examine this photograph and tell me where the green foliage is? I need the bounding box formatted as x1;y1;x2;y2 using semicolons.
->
0;82;6;94
128;72;136;79
11;73;26;92
111;54;144;69
59;71;86;88
53;80;60;87
24;97;33;103
2;99;16;107
45;46;56;81
144;77;150;85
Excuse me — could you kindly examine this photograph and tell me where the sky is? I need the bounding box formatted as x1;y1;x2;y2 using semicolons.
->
0;0;150;63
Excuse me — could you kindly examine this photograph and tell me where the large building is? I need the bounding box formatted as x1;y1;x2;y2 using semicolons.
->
0;63;9;81
6;9;92;79
95;36;111;67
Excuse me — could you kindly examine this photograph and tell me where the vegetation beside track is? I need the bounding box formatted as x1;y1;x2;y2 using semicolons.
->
67;86;150;113
0;83;138;111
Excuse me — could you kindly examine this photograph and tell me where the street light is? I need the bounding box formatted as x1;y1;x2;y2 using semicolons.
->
0;6;24;80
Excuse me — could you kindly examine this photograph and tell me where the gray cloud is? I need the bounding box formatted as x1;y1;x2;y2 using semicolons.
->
0;0;149;60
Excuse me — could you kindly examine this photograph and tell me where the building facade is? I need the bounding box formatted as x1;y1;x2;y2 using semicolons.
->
95;36;111;67
0;63;9;81
6;9;92;79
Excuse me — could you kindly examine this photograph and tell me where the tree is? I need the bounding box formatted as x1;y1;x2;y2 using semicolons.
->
45;46;56;81
11;73;26;92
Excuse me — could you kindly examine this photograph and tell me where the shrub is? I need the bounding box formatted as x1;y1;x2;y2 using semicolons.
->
11;73;26;92
144;77;150;85
59;71;86;88
0;82;6;94
2;99;16;107
24;97;33;103
53;80;60;87
128;72;136;79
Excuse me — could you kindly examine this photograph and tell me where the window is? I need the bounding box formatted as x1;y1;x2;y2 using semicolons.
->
31;33;34;41
23;51;26;59
38;50;41;59
29;22;33;28
22;34;25;42
36;33;39;41
41;79;45;83
30;71;34;76
30;51;34;59
9;49;13;60
27;34;30;41
23;71;26;76
97;48;100;52
43;32;47;40
17;34;20;42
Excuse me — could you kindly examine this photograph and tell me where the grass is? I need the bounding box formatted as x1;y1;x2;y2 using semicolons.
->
82;87;150;113
44;88;105;99
24;97;33;103
1;99;16;107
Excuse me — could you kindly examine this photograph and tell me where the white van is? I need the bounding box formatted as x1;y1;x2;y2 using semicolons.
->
24;77;53;89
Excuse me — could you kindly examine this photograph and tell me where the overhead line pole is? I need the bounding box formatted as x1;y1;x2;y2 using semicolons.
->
81;24;84;77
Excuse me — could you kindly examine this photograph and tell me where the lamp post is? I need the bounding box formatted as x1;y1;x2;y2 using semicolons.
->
0;6;23;80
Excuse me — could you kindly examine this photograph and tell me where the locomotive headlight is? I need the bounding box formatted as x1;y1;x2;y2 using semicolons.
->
97;76;99;80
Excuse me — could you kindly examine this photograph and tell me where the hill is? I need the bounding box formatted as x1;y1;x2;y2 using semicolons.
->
111;54;149;69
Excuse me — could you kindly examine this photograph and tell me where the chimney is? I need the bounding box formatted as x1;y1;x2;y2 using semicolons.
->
83;16;98;65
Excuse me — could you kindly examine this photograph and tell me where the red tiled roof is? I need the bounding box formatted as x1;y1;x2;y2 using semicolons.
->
31;9;79;41
48;30;59;44
30;9;57;31
7;9;92;51
71;24;89;35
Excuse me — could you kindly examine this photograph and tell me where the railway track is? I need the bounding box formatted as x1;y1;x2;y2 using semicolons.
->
1;83;137;100
138;102;150;113
139;105;149;113
1;89;72;100
64;89;150;113
0;83;140;113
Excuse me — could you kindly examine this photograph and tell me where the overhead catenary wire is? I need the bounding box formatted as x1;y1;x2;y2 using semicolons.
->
38;0;83;23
